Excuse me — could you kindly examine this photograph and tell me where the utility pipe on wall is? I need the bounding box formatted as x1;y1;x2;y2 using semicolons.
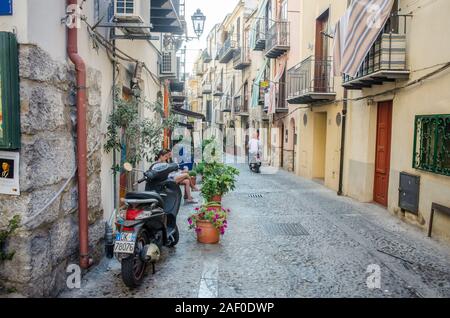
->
67;0;90;269
338;88;348;196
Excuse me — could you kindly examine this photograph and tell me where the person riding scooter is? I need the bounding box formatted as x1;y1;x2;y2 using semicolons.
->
248;132;262;173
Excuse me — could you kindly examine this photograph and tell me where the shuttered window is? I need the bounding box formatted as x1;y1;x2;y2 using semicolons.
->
0;32;20;150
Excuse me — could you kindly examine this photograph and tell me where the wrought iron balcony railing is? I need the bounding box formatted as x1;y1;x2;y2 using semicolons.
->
222;95;232;112
265;21;290;59
263;82;288;113
254;19;266;51
233;47;251;70
287;56;336;105
343;15;410;89
213;81;223;96
202;82;212;95
234;95;249;115
218;37;236;64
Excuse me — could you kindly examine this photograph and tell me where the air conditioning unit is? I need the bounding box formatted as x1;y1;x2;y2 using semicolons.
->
113;0;149;23
160;50;177;77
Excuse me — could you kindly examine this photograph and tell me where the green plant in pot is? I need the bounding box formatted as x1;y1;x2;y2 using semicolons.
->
201;164;239;203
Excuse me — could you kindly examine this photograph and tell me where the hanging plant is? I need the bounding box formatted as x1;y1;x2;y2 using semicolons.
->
104;86;177;169
0;215;21;262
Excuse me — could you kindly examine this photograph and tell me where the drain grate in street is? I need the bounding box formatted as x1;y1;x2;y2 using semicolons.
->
248;193;264;198
262;223;309;236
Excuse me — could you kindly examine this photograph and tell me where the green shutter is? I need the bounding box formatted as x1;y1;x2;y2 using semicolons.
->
0;31;20;150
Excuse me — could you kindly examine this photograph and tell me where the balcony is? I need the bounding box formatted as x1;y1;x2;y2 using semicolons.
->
265;21;290;59
222;95;232;112
264;82;288;113
196;62;204;76
253;19;266;51
215;109;224;124
234;96;249;116
202;50;212;63
342;16;409;90
287;56;336;105
150;0;185;35
218;37;236;64
233;47;251;70
213;82;224;96
171;91;186;104
202;83;212;95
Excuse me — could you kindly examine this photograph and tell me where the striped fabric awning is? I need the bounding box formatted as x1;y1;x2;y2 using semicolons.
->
333;0;395;77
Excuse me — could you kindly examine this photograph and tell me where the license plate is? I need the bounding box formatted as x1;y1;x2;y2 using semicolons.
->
114;232;136;254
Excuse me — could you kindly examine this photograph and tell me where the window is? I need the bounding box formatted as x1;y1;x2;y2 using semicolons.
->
281;0;288;21
413;115;450;176
94;0;100;21
0;32;20;150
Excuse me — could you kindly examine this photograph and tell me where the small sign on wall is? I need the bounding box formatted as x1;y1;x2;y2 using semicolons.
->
0;150;20;195
0;0;13;16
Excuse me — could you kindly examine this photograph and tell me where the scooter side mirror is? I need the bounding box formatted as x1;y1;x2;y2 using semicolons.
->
123;162;133;172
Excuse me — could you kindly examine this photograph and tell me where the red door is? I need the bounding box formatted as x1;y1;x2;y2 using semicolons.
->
374;101;393;206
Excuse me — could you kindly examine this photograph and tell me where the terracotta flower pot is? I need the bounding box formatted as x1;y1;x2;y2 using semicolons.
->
211;195;222;203
196;220;220;244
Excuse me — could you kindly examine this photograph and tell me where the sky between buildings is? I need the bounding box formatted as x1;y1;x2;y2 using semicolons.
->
184;0;240;75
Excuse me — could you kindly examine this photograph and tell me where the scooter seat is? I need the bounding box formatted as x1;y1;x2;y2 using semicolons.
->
125;192;164;206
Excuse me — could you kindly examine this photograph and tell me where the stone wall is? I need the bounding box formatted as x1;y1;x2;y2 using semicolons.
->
283;149;294;172
0;45;104;297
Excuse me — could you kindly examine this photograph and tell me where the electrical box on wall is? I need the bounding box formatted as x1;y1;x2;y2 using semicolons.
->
0;32;21;150
399;172;420;214
0;0;13;16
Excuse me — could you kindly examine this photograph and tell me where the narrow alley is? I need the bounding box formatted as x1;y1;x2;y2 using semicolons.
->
61;164;450;298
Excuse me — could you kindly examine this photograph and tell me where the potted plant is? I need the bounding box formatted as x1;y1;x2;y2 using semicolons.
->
200;163;239;203
189;170;197;186
188;203;229;244
195;162;205;181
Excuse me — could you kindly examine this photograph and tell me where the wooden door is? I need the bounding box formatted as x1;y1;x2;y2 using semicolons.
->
315;10;329;92
374;101;393;206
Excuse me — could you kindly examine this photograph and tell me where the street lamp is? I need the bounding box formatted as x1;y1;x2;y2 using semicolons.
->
191;9;206;38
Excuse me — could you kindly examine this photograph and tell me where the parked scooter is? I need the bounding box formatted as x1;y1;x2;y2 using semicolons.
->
114;162;182;288
249;152;262;173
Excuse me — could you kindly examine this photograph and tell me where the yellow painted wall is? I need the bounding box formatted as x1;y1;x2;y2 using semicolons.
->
343;0;450;242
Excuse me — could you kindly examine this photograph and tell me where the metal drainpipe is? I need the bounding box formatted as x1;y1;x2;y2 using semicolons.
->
338;88;348;196
67;0;91;269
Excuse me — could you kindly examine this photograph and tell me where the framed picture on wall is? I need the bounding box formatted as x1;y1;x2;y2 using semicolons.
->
0;150;20;195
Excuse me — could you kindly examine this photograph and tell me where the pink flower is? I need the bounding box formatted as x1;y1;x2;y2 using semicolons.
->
188;218;193;225
195;227;202;233
195;207;200;211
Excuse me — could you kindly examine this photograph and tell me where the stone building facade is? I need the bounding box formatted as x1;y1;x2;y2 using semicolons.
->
0;44;104;296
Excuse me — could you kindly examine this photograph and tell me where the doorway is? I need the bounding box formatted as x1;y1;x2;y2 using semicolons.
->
313;112;327;182
374;101;393;206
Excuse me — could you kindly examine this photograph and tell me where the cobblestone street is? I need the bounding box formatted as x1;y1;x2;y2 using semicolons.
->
61;164;450;298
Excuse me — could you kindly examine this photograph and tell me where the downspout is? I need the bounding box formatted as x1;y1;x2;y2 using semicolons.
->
338;88;348;196
67;0;91;269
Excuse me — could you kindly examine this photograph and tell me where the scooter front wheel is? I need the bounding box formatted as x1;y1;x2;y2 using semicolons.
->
121;229;149;288
167;225;180;247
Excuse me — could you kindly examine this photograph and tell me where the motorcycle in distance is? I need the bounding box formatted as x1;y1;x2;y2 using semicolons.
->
113;162;182;288
249;151;262;173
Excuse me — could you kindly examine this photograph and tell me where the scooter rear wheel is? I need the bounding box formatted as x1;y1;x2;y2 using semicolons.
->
121;230;149;288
